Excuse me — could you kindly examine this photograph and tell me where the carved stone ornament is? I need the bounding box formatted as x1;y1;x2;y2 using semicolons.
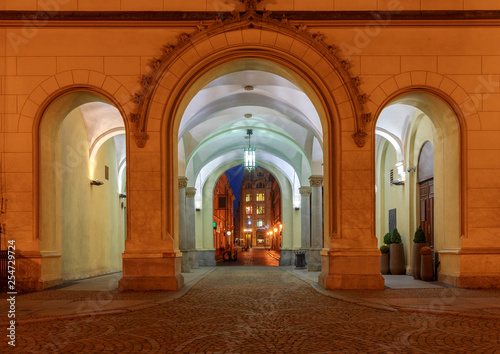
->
352;131;367;148
362;113;373;130
185;187;197;197
299;186;312;196
240;0;262;12
130;1;369;149
178;177;188;189
133;131;150;148
309;176;324;187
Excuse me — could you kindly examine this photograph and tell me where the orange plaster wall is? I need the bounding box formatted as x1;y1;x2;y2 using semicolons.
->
3;0;500;12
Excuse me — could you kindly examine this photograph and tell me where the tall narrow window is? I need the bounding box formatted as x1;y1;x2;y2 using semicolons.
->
256;206;264;215
256;193;265;201
246;194;252;202
246;206;252;215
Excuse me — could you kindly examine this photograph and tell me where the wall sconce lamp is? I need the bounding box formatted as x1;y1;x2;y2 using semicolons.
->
90;179;104;186
196;208;201;211
295;206;300;210
119;193;127;198
407;166;416;173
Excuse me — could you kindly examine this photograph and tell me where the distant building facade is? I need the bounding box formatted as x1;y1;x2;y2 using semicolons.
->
239;167;281;249
213;173;235;255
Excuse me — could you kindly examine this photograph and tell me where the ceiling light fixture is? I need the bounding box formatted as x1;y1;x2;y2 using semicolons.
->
244;129;256;171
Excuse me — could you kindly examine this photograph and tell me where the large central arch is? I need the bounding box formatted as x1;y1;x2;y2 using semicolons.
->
119;10;385;291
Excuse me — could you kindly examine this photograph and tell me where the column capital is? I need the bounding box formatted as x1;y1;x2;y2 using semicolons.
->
185;187;197;197
299;186;312;196
309;175;323;187
178;176;188;189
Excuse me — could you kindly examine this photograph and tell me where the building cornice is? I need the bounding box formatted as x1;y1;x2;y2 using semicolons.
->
2;11;500;27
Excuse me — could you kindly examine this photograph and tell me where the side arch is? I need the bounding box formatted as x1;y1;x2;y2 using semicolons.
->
372;82;468;286
33;86;130;289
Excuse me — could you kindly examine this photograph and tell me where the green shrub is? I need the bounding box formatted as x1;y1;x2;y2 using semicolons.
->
413;226;426;243
380;245;390;254
383;232;393;245
420;246;432;256
391;228;402;244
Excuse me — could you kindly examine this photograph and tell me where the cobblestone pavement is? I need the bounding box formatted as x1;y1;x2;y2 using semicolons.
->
10;266;500;353
218;248;279;267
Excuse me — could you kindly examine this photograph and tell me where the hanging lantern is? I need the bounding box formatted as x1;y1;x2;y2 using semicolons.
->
244;129;256;170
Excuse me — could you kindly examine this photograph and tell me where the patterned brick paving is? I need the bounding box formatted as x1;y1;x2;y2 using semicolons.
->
11;267;500;352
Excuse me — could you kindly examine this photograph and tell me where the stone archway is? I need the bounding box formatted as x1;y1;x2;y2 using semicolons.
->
372;86;465;286
33;88;128;290
119;7;388;291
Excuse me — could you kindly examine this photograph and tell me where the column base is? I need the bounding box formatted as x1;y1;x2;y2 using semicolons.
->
196;250;216;267
279;249;294;266
181;250;190;273
319;249;385;290
119;252;184;291
188;250;199;269
308;248;322;271
456;276;500;289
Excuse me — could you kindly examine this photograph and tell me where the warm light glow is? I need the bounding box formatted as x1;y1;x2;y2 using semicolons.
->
396;162;406;181
274;228;278;233
244;147;256;170
279;224;283;229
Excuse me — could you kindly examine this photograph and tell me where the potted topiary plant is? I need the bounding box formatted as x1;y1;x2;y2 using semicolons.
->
412;226;427;280
420;246;433;281
389;228;406;275
383;232;392;246
380;245;390;274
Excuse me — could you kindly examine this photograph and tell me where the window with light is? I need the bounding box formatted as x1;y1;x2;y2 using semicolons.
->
256;219;264;227
246;194;252;202
246;206;252;215
256;193;265;201
256;206;265;214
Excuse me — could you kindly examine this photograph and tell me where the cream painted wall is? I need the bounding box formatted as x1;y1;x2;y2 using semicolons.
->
376;114;435;271
42;107;125;282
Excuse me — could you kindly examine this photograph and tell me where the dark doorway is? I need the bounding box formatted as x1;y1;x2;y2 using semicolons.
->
418;141;434;248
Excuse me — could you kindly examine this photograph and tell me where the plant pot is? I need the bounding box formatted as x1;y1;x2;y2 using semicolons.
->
380;253;390;274
412;243;427;280
389;243;406;275
420;254;433;281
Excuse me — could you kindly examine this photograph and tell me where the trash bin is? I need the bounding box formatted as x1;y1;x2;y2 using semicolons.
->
295;251;306;269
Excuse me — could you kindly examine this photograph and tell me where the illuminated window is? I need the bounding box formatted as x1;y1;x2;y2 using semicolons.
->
246;206;252;215
256;193;265;201
256;206;264;214
256;219;264;227
246;194;252;202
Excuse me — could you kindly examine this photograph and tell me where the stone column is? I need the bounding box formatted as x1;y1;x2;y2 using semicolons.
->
185;187;199;269
309;176;323;271
178;177;190;272
299;186;312;266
